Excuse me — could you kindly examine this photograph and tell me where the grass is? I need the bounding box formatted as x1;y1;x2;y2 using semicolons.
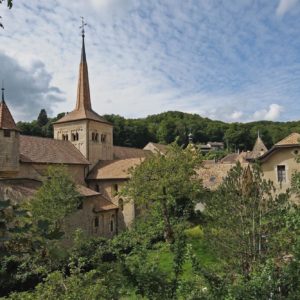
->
146;226;220;280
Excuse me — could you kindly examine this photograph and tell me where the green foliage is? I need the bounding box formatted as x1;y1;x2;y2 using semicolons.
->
17;110;300;150
37;109;48;127
28;166;82;234
204;163;290;277
122;143;203;242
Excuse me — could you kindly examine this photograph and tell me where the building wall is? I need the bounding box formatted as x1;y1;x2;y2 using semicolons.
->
88;120;113;167
88;179;135;230
53;120;113;169
53;121;88;159
0;130;19;178
64;195;117;241
261;147;300;198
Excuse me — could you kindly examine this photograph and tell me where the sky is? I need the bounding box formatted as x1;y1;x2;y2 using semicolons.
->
1;0;300;123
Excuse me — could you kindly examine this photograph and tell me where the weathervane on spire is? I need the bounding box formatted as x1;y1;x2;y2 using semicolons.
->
1;80;5;102
80;16;87;38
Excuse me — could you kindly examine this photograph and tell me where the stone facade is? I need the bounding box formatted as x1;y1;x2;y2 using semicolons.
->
0;129;19;177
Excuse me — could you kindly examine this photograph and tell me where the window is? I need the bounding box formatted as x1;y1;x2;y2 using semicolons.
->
101;134;107;143
110;215;114;232
72;132;79;141
3;129;11;137
62;134;69;141
92;132;99;142
95;184;100;193
113;184;118;193
277;165;286;183
118;198;124;211
94;216;99;228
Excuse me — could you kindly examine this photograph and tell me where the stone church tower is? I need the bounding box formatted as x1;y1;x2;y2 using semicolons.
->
0;87;20;178
53;29;113;168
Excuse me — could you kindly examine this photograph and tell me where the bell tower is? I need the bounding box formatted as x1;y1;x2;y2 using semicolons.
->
53;18;113;168
0;86;20;178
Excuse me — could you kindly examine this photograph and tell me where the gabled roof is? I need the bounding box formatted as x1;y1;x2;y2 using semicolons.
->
257;132;300;162
20;135;90;165
275;133;300;146
0;100;17;130
88;158;145;180
113;146;152;159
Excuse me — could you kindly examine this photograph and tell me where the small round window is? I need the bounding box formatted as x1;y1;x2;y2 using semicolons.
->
293;150;299;155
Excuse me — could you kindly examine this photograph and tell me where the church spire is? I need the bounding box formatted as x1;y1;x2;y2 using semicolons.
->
75;17;92;111
1;80;5;103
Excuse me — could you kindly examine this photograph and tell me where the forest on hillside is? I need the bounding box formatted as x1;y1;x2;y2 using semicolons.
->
17;109;300;151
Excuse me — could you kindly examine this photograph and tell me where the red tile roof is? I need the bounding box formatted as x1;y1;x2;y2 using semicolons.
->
0;101;17;130
113;146;151;159
275;133;300;146
20;135;90;165
88;158;145;180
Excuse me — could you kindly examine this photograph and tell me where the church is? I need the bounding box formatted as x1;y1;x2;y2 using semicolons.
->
0;29;154;239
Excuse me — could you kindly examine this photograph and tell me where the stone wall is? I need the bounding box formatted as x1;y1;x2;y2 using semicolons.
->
0;130;19;178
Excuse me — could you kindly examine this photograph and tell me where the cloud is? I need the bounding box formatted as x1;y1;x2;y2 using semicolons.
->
0;52;64;121
253;104;284;121
230;111;244;120
276;0;299;16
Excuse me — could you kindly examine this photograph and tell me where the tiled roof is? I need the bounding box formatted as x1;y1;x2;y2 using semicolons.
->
0;101;17;130
88;158;145;180
0;179;41;202
76;184;100;197
144;142;168;154
93;197;118;212
275;133;300;146
20;135;90;165
54;109;110;124
196;161;249;190
220;153;239;163
113;146;151;159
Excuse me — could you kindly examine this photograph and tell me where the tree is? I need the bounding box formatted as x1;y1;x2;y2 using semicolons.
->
204;162;290;278
0;0;13;28
37;109;48;127
28;166;82;235
121;143;203;243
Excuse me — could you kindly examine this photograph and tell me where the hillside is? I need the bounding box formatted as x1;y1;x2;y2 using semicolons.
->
17;110;300;151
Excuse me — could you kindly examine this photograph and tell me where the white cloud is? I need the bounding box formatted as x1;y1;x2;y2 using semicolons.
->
230;111;244;120
253;104;284;121
276;0;299;16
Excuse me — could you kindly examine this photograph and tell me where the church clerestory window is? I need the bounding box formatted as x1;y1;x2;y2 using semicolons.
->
101;134;107;143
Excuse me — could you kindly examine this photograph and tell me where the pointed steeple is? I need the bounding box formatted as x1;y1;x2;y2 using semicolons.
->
75;18;91;111
250;133;267;158
0;86;17;130
54;18;110;125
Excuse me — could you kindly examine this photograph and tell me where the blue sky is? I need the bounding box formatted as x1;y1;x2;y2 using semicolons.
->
1;0;300;122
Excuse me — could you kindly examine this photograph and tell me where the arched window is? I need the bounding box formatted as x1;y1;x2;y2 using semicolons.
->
91;132;95;141
118;198;124;211
72;133;76;141
94;216;99;228
101;134;107;143
62;134;69;141
110;215;114;232
75;132;79;141
95;133;99;142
